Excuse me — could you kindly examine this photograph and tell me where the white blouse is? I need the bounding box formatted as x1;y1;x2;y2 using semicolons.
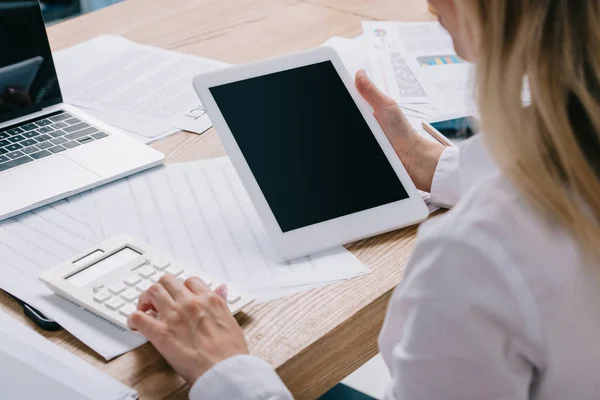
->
190;135;600;399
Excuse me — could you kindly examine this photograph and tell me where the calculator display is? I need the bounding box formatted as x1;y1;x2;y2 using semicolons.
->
67;247;141;287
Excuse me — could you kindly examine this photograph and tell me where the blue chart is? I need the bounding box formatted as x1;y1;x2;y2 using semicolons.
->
417;54;465;66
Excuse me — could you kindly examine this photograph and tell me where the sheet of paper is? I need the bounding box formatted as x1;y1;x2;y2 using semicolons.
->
363;21;475;116
53;35;230;134
362;22;438;104
0;196;146;360
0;310;137;400
92;158;369;292
81;106;179;144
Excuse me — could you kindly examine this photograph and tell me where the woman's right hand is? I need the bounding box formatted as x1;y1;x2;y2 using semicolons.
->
355;70;444;192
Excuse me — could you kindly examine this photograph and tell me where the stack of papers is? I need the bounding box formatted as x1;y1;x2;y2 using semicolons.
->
53;35;232;143
0;309;136;399
0;158;369;359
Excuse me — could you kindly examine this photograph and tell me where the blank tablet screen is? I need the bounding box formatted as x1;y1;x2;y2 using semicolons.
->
209;61;409;233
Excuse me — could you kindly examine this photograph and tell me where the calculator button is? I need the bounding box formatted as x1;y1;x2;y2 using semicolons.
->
138;266;156;279
124;275;141;286
151;272;165;283
108;283;126;295
165;265;183;276
92;284;105;293
121;288;140;302
105;297;125;310
119;304;137;317
136;280;153;292
198;275;212;286
153;260;170;271
93;292;111;303
226;288;241;304
177;272;191;282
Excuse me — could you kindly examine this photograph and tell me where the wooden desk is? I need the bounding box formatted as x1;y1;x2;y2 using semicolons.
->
0;1;435;398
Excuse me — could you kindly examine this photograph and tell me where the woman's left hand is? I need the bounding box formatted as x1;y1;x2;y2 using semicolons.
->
128;274;249;384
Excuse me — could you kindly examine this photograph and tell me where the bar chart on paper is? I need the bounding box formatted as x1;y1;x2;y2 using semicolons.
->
417;54;465;66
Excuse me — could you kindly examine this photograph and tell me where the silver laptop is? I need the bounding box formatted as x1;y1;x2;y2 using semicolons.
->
0;1;164;221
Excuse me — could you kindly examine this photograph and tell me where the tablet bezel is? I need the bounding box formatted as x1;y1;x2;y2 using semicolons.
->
193;47;428;260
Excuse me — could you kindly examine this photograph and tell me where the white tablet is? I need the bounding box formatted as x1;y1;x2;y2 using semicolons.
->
193;47;428;260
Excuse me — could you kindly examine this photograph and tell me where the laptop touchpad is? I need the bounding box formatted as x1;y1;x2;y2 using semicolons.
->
0;155;100;216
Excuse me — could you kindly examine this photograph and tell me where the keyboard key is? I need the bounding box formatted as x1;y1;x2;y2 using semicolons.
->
5;143;22;151
51;137;67;145
0;139;9;147
22;130;40;138
108;283;127;295
121;288;140;302
105;297;125;311
119;304;137;317
153;260;170;271
0;156;33;172
20;139;37;147
63;122;90;133
62;141;81;149
36;119;53;127
0;148;7;155
165;265;183;276
8;135;25;143
50;129;66;138
77;136;95;145
0;132;9;139
151;272;165;283
48;145;66;154
6;127;24;135
135;280;153;293
21;123;38;131
49;113;71;122
138;266;156;279
0;155;8;163
21;146;39;155
7;151;24;159
37;126;54;134
35;134;52;142
124;275;141;286
92;132;108;140
65;127;97;140
37;141;53;150
64;117;81;125
51;122;68;129
30;150;52;160
93;292;111;303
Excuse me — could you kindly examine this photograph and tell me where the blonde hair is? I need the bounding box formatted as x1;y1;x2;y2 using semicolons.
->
458;0;600;260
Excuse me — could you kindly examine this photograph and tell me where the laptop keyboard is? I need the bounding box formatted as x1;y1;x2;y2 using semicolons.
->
0;111;109;173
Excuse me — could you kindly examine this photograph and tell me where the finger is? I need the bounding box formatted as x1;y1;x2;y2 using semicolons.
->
184;276;212;296
128;310;164;341
214;284;228;300
158;273;188;300
137;283;175;313
355;69;396;110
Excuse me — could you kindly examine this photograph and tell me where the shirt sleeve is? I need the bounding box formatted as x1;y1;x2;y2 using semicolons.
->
429;146;460;208
189;355;293;400
378;232;541;400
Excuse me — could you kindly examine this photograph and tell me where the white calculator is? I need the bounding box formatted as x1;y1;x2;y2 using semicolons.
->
39;234;255;330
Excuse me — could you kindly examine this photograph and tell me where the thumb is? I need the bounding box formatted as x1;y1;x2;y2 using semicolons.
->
355;69;396;110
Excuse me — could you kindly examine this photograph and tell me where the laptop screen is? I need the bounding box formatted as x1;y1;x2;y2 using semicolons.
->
0;1;62;124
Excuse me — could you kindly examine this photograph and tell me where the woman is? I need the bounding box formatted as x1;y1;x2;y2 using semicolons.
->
128;0;600;398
